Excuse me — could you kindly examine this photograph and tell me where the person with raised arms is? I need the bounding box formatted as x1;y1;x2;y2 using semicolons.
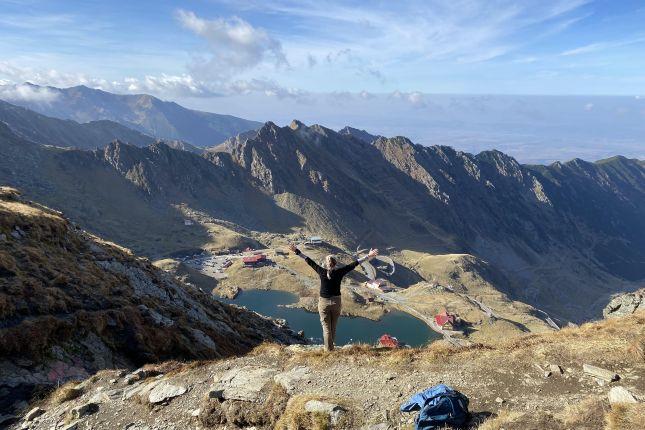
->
289;244;379;351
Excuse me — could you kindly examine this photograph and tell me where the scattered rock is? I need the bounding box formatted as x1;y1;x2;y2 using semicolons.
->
0;233;6;241
10;230;21;239
212;366;278;401
285;344;324;353
61;421;79;430
364;424;392;430
495;397;504;404
191;408;201;417
583;364;620;382
125;380;163;401
89;388;122;404
549;364;563;375
608;386;638;404
208;388;225;400
24;407;44;421
304;400;346;425
125;368;148;385
69;402;98;419
274;366;311;394
148;382;187;404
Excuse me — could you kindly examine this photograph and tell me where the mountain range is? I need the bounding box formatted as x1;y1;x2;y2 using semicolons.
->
1;101;643;323
0;83;262;147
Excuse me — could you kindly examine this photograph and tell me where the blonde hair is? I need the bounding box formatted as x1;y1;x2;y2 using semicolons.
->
325;255;337;279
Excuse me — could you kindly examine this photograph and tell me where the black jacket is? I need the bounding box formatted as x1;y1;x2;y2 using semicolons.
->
296;249;359;298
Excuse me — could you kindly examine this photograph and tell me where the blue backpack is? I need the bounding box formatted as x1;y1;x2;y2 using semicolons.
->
400;384;470;430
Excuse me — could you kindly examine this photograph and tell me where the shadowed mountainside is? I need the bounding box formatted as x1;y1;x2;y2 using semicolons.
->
0;99;155;149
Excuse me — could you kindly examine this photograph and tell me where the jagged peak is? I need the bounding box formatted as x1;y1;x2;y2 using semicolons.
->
338;125;379;144
374;135;415;149
289;119;306;130
476;149;520;165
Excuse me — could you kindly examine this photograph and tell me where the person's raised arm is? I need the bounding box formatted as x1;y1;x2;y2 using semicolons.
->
338;248;379;277
289;244;325;275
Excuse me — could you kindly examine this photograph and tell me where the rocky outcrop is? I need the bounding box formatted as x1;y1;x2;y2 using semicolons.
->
0;190;304;416
603;289;644;318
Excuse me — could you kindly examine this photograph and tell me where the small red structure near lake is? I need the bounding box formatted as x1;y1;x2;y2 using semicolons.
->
242;254;267;267
434;309;459;330
378;334;400;348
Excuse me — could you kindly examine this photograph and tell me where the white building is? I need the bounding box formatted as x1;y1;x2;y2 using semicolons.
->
184;219;194;226
307;236;323;245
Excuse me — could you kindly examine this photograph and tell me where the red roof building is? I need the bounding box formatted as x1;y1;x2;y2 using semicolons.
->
242;254;267;266
434;309;457;329
378;334;400;348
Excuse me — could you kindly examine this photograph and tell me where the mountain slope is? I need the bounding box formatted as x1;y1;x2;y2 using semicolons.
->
0;99;154;149
0;122;297;256
0;187;302;415
1;83;262;147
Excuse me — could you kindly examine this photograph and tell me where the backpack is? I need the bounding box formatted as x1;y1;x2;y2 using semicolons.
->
400;384;470;430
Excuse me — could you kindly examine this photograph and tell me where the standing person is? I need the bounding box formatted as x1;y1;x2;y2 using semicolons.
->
289;244;378;351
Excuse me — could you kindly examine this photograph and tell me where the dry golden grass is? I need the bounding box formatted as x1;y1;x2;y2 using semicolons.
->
282;311;643;376
48;381;82;405
477;410;525;430
250;342;286;357
627;338;644;361
274;394;355;430
556;396;607;428
605;403;645;430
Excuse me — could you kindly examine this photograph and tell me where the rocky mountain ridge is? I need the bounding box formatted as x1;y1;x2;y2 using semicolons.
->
1;118;643;321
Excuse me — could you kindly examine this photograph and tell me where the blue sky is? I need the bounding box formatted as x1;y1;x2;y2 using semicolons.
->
2;0;645;99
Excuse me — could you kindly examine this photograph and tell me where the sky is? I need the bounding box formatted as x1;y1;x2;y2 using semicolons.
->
2;0;645;98
0;0;644;162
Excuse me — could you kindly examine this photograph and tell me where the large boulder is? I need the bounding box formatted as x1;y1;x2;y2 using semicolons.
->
603;289;643;319
210;366;278;402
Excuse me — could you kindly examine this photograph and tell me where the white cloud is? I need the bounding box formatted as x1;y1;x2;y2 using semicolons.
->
243;0;591;67
0;60;311;101
560;42;608;56
123;74;218;97
0;83;59;103
390;90;427;107
227;78;309;101
560;36;645;56
175;9;287;80
584;102;594;111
